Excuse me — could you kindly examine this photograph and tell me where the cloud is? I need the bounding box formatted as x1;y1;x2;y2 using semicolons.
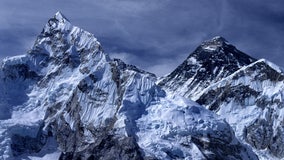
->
0;0;283;75
109;51;187;76
145;58;184;77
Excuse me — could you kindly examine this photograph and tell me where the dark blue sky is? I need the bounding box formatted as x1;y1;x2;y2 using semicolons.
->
0;0;283;76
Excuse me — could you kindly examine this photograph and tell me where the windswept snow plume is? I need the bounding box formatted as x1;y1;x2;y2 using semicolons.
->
0;12;257;160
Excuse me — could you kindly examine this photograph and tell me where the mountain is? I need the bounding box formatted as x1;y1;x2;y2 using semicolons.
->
158;36;256;99
0;12;257;160
160;37;284;159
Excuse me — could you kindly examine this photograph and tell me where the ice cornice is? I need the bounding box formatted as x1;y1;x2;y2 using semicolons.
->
253;58;283;73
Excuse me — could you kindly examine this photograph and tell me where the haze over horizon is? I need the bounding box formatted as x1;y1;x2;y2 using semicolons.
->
0;0;283;76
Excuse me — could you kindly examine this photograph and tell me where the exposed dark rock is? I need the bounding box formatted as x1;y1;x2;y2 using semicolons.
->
197;85;260;111
190;120;257;160
244;119;273;150
269;127;284;158
59;136;144;160
245;119;284;158
11;125;47;156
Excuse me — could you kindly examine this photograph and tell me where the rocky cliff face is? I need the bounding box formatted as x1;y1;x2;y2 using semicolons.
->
160;37;284;159
0;12;257;160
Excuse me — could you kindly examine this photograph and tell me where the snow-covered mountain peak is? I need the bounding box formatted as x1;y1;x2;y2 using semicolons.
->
192;36;255;65
211;35;228;42
54;11;70;23
201;36;229;51
43;11;72;33
28;12;105;72
159;36;256;98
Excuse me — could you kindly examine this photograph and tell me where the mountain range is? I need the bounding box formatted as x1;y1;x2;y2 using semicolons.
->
0;12;283;160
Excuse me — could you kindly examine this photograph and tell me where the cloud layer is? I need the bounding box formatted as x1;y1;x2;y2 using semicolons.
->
0;0;283;76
